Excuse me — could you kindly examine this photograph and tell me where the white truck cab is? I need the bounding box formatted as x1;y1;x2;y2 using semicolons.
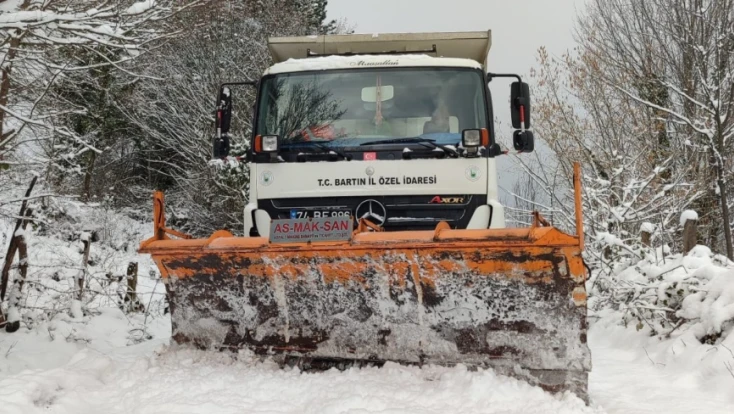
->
211;31;534;237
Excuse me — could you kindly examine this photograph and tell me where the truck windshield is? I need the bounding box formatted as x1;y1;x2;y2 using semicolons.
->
256;68;488;147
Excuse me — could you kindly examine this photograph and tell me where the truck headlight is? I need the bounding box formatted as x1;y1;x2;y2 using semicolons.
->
262;135;279;152
255;135;279;153
462;129;490;148
462;130;481;147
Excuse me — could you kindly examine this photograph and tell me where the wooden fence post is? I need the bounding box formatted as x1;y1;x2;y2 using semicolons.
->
124;262;143;313
683;219;697;253
77;235;91;301
5;208;33;333
640;222;653;247
641;231;651;247
681;210;698;253
73;231;94;318
1;176;37;301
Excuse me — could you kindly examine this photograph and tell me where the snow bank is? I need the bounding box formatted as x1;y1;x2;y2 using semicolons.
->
588;244;734;409
589;324;734;413
678;268;734;336
0;347;600;413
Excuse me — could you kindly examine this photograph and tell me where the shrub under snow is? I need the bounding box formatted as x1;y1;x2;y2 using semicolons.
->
589;244;734;345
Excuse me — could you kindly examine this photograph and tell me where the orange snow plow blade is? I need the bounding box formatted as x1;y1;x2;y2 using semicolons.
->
140;165;591;402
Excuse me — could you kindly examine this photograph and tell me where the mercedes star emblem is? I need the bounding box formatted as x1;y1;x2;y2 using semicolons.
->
365;166;375;176
355;199;387;226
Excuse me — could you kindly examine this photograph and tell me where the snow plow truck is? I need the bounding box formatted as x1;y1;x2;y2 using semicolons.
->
140;31;591;401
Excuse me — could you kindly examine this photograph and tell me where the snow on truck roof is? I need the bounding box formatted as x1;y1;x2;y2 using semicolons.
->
265;54;483;75
265;31;491;75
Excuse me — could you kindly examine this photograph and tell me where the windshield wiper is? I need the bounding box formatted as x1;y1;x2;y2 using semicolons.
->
283;141;351;160
359;137;459;158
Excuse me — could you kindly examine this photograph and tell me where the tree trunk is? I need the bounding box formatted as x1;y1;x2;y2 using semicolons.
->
0;0;31;150
714;109;733;259
0;34;21;146
717;175;733;259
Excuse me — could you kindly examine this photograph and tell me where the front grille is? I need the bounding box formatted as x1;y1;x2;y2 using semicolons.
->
259;194;487;231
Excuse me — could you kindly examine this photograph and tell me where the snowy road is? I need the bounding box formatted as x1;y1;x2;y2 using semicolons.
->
592;347;732;414
589;328;734;414
1;334;593;414
1;313;732;413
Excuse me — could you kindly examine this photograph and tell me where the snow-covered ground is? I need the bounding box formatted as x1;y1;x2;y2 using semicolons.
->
590;324;734;413
2;308;731;414
1;204;733;413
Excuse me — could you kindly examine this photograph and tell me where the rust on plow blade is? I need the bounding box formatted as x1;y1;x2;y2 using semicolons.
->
140;226;591;402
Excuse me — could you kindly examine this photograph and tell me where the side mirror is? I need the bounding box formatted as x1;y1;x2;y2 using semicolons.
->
510;81;531;129
217;87;233;136
211;80;258;159
213;135;230;158
213;87;232;159
513;130;534;152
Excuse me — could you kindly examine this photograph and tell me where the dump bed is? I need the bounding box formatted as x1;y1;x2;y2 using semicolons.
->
268;30;492;67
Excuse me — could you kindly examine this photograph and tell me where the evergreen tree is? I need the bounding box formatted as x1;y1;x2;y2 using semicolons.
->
308;0;337;34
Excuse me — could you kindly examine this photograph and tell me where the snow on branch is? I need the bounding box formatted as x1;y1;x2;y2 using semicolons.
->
126;1;157;16
0;0;209;167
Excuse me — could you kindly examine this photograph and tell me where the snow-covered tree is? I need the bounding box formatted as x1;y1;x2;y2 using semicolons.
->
301;0;337;35
575;0;734;258
528;0;734;346
533;44;699;261
43;46;143;201
122;0;347;234
0;0;208;169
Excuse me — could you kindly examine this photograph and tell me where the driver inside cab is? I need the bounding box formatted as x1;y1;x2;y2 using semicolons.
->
423;99;451;134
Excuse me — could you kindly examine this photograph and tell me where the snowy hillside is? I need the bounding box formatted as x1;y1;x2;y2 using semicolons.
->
1;204;732;413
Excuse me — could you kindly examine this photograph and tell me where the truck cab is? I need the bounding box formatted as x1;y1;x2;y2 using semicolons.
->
213;31;534;237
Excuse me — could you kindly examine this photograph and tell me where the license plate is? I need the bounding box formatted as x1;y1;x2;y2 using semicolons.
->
290;209;351;219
